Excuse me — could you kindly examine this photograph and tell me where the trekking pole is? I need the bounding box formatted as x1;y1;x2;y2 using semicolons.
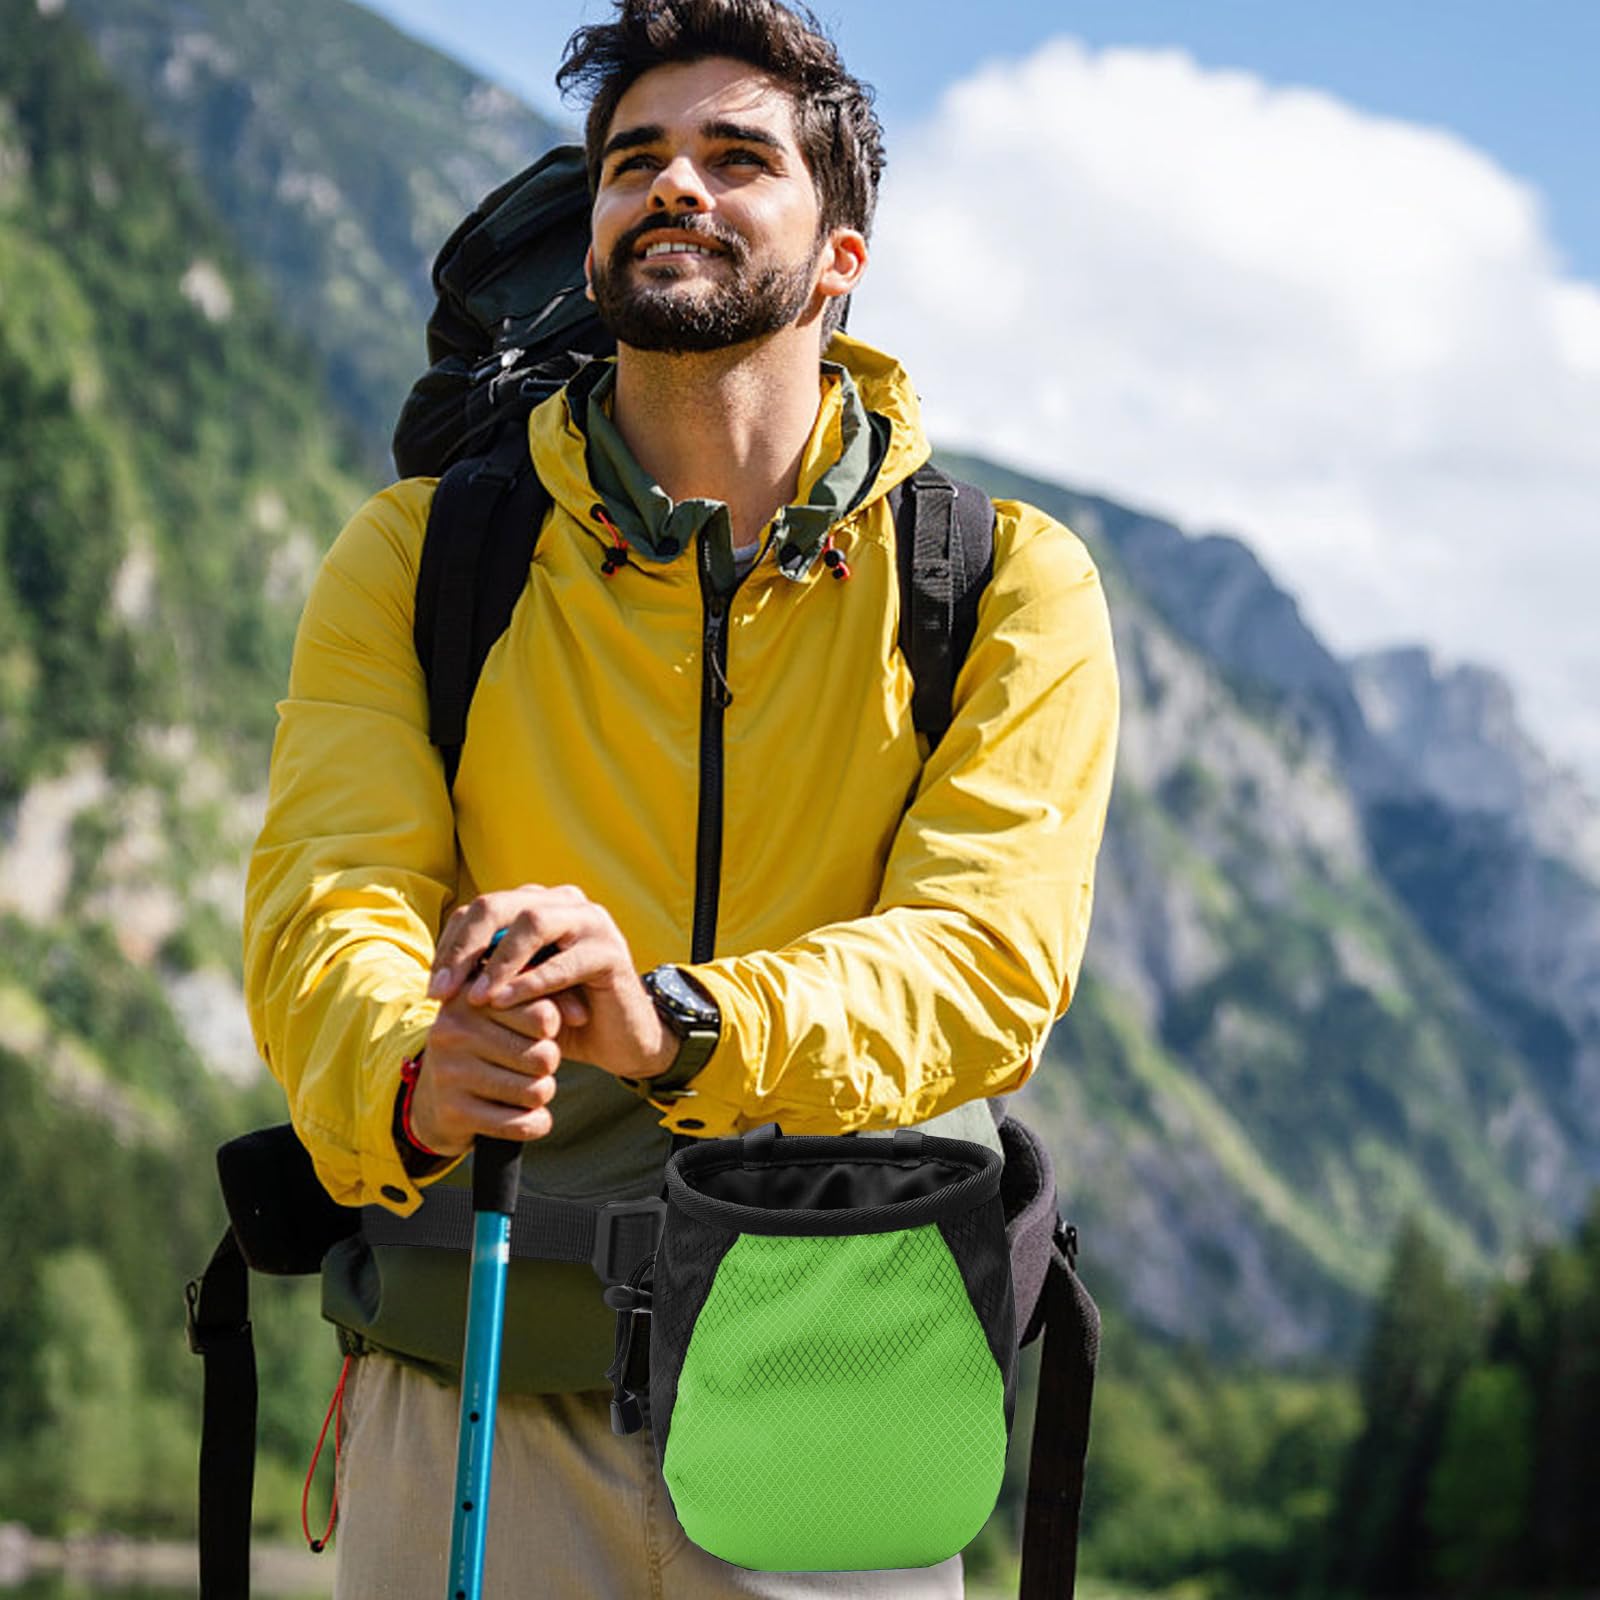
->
446;931;556;1600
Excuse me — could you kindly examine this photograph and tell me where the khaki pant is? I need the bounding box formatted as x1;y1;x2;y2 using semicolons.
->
334;1353;965;1599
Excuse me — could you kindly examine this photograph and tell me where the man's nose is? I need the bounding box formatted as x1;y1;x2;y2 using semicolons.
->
648;155;711;211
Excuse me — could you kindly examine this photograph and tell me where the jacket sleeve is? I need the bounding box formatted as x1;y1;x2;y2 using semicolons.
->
661;501;1120;1138
242;480;456;1213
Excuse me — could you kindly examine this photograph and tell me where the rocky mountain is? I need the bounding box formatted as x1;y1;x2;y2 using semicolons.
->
1038;472;1600;1204
940;454;1594;1356
13;0;1595;1382
1352;649;1600;1154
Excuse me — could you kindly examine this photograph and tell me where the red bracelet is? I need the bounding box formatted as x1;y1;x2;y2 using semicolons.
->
399;1053;445;1159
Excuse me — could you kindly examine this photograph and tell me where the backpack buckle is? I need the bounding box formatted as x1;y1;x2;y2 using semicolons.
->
1054;1216;1080;1271
183;1277;250;1357
468;346;525;386
591;1197;666;1284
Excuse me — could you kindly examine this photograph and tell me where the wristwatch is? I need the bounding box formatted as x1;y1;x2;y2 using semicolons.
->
636;964;721;1098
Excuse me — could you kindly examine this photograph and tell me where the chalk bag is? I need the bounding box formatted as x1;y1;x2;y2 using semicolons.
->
612;1121;1018;1572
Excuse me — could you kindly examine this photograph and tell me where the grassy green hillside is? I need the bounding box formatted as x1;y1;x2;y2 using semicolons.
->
0;0;363;1533
69;0;566;465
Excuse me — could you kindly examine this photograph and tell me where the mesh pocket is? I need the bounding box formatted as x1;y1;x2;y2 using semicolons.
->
659;1222;1010;1571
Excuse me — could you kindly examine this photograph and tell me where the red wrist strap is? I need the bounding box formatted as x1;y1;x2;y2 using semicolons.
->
399;1053;445;1159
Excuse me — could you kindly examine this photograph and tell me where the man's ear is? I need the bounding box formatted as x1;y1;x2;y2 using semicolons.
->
584;243;597;303
816;228;868;308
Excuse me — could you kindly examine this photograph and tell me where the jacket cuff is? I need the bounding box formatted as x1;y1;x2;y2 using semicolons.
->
616;963;757;1138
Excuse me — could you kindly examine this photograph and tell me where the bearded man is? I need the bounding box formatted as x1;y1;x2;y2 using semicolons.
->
243;1;1119;1594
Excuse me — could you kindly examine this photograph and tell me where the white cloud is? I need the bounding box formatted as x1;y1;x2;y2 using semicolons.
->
854;39;1600;785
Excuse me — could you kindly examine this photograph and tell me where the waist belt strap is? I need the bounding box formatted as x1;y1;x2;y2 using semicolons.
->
186;1230;257;1600
1019;1219;1099;1600
361;1186;667;1284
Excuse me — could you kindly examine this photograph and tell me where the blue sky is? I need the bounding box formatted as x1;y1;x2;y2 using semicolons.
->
363;0;1600;786
367;0;1599;280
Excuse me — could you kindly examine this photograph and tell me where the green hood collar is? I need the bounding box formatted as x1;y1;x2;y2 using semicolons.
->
572;358;889;594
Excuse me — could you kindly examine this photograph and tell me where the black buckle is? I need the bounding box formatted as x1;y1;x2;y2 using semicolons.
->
591;1197;666;1284
183;1278;249;1357
1054;1216;1080;1271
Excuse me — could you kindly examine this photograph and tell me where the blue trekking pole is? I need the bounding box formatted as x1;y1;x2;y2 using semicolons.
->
446;931;555;1600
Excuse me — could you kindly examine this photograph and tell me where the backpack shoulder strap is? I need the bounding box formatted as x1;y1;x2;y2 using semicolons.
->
887;463;996;749
414;427;552;789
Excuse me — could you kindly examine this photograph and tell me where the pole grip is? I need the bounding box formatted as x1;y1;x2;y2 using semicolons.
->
464;931;558;1216
472;1136;523;1215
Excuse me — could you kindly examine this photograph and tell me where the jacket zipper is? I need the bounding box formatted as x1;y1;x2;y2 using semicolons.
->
693;537;736;963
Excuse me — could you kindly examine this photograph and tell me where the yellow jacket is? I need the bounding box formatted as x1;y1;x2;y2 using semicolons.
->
244;334;1119;1224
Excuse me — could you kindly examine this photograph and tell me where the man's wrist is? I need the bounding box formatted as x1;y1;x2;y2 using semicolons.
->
641;1014;680;1079
393;1053;453;1178
629;965;720;1097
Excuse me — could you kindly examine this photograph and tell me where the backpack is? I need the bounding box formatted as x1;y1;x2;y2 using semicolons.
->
188;144;1097;1599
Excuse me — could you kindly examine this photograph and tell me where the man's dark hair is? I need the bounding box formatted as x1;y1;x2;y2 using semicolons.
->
557;0;886;245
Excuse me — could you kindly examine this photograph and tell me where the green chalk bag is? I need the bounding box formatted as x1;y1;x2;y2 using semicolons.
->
610;1121;1017;1572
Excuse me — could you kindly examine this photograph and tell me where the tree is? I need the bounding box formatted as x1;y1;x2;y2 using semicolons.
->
27;1247;143;1531
1425;1363;1534;1590
1328;1217;1476;1593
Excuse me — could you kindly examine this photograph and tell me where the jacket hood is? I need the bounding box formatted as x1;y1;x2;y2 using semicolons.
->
528;333;932;591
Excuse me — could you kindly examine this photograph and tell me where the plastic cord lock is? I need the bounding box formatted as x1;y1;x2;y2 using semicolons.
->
605;1256;654;1436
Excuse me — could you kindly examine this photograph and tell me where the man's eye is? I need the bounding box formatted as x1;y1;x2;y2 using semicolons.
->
722;149;767;167
612;154;657;175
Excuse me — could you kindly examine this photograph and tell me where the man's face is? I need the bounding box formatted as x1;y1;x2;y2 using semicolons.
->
586;57;832;353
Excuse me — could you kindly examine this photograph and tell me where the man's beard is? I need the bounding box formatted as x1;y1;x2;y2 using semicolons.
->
592;216;818;353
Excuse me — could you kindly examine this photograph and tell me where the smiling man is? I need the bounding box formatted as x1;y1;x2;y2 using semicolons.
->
243;1;1119;1595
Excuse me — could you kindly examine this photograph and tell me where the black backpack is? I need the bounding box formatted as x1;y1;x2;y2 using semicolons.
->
188;144;1098;1600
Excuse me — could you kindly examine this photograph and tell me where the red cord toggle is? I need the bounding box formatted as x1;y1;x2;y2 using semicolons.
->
821;534;851;581
302;1354;353;1554
594;507;630;577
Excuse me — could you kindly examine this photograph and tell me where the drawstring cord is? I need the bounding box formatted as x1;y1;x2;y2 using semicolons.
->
592;506;631;577
821;532;851;581
594;503;851;586
301;1354;352;1554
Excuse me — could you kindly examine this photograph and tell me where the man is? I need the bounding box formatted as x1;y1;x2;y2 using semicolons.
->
243;0;1119;1594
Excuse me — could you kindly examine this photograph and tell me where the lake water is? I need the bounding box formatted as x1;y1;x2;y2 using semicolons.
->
3;1582;322;1599
5;1584;194;1599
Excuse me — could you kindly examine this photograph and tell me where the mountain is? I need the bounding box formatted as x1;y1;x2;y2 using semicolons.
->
29;0;1600;1375
64;0;566;467
1045;476;1600;1190
938;454;1592;1356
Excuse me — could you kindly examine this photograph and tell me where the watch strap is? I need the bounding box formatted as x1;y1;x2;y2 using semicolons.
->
632;966;719;1101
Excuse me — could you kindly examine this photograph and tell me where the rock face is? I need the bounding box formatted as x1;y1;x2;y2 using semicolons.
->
1350;648;1600;1156
1350;646;1600;878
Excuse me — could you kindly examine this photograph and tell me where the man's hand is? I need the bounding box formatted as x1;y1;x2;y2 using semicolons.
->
408;990;565;1157
428;885;678;1086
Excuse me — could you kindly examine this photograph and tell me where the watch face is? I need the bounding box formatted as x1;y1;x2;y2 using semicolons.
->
648;966;720;1029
